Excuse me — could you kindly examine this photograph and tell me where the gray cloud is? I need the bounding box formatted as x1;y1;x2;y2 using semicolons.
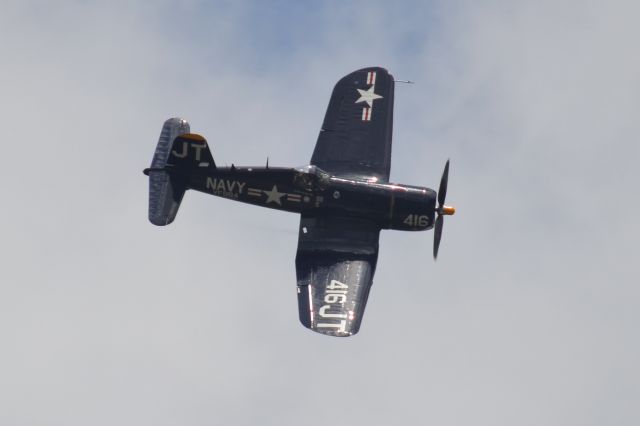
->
1;1;638;425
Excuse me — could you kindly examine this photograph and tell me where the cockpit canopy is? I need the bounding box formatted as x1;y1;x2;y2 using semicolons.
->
293;165;331;192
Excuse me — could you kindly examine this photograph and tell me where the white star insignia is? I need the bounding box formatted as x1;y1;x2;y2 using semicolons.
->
355;85;383;107
263;185;285;205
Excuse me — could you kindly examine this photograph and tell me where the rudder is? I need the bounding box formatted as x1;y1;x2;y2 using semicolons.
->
166;133;215;169
145;118;216;226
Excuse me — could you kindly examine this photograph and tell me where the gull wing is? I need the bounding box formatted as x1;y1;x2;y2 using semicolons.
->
311;67;395;182
295;215;381;337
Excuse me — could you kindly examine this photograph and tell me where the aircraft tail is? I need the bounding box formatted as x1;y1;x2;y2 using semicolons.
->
144;118;215;226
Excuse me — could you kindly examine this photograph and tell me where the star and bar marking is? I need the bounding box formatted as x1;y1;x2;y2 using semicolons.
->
355;71;383;122
247;185;309;206
264;185;285;205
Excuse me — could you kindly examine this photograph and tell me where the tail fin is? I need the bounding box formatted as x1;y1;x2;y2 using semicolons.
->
165;133;216;170
145;118;216;226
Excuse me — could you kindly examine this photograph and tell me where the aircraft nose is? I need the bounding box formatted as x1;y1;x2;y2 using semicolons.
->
441;205;455;215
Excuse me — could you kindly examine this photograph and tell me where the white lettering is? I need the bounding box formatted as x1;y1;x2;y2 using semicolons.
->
172;142;207;160
171;142;188;158
324;294;346;304
319;305;347;319
317;320;347;333
404;214;430;228
191;144;204;161
327;280;348;290
206;178;246;199
316;279;350;332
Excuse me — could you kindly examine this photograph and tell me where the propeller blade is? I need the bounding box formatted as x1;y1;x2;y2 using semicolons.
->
433;215;444;259
438;159;450;207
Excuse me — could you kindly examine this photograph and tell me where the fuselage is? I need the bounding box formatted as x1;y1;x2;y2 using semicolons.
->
182;165;437;231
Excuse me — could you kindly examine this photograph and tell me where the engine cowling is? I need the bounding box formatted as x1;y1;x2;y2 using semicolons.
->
386;185;437;231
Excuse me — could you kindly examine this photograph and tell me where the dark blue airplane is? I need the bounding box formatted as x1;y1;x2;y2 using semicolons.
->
144;67;455;336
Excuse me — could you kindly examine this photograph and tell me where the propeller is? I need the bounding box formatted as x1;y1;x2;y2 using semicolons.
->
434;159;455;259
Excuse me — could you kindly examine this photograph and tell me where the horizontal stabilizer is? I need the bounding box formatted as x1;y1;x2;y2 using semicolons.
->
147;118;190;226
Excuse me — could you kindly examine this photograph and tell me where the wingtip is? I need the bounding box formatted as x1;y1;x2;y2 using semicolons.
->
308;326;358;337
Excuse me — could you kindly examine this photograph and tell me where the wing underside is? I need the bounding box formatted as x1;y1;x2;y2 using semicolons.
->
295;215;380;336
311;67;395;181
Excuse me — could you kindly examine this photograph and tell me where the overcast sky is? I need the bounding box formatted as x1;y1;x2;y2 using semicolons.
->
1;1;639;425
